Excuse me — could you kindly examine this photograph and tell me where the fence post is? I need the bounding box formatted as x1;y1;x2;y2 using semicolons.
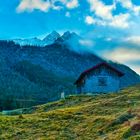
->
61;92;65;99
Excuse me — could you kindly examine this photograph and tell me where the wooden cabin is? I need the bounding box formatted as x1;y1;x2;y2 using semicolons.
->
74;62;124;94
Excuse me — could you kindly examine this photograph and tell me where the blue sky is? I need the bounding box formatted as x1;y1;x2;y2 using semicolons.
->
0;0;140;74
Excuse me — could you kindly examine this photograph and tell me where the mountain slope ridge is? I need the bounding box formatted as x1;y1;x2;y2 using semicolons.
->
0;40;139;110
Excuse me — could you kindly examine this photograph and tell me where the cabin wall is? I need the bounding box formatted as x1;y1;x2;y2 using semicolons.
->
78;66;121;93
82;75;120;93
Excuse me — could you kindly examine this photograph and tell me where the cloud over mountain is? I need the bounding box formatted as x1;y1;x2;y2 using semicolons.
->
102;44;140;74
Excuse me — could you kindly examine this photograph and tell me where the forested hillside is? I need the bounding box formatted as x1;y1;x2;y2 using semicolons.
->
0;40;139;110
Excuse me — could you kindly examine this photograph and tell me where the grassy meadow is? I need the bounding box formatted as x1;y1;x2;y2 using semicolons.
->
1;85;140;139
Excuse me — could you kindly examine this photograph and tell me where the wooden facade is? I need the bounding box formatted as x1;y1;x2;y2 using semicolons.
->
74;62;124;94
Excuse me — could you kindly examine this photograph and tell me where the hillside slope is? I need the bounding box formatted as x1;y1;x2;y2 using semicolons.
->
0;40;103;110
0;40;139;110
1;85;140;139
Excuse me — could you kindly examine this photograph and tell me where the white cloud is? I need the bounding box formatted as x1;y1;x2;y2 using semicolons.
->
124;36;140;45
116;0;133;9
103;48;140;62
105;37;112;41
129;65;140;75
17;0;79;13
116;0;140;15
103;47;140;74
87;0;115;20
85;16;95;25
133;6;140;15
66;0;79;9
109;13;130;28
16;0;52;13
86;0;130;29
85;13;130;29
79;39;94;47
65;12;71;17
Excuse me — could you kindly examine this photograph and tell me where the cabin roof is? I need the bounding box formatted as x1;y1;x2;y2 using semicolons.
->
74;62;124;85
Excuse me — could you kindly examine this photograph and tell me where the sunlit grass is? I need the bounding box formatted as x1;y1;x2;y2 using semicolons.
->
0;84;140;139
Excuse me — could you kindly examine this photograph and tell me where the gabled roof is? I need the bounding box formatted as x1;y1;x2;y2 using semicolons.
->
74;62;124;85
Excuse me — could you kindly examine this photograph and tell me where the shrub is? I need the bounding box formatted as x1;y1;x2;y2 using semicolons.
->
123;122;140;139
110;113;135;127
123;128;132;138
19;114;24;119
131;122;140;134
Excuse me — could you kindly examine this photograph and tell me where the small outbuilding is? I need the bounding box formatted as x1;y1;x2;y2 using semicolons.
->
74;62;124;94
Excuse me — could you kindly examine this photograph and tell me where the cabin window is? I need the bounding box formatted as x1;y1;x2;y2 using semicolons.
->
98;77;107;86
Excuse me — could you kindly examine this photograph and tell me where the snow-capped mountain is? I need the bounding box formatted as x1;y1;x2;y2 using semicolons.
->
13;31;60;47
13;37;44;47
43;31;60;44
55;31;81;43
12;31;81;47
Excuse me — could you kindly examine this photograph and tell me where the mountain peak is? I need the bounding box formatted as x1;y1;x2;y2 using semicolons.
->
62;31;80;39
50;31;60;37
62;31;71;39
63;31;71;35
54;31;81;45
51;30;59;35
71;32;80;37
13;31;80;47
61;31;75;41
43;31;60;42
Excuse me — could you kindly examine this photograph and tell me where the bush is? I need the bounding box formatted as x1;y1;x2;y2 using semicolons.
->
131;122;140;134
123;122;140;139
19;114;24;119
123;128;132;138
110;113;135;127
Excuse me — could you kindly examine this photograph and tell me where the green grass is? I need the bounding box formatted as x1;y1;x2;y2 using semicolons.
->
1;85;140;139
